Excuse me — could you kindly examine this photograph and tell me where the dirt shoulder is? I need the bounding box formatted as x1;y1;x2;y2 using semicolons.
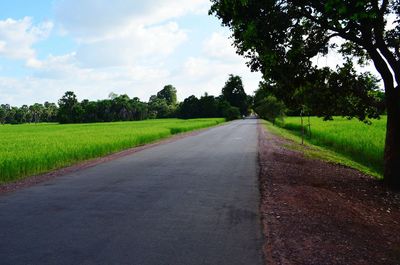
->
258;124;400;265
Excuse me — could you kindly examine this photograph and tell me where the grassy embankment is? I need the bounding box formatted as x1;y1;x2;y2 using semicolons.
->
264;116;386;178
0;118;224;183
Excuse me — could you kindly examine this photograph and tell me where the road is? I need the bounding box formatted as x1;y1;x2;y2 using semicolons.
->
0;119;263;265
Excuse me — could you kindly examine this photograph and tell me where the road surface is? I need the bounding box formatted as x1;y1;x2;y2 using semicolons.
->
0;119;263;265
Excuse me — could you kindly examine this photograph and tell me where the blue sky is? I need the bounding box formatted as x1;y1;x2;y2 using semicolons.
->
0;0;262;106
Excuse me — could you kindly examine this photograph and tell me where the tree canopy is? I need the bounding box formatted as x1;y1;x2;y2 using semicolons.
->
210;0;399;89
254;95;286;125
58;91;83;124
222;74;249;116
157;85;178;106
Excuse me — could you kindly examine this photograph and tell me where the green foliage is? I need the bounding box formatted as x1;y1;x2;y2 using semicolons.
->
198;93;219;117
275;116;386;176
0;118;225;183
254;95;286;124
157;85;178;106
1;85;177;125
43;102;58;122
0;106;7;124
295;62;385;121
224;106;241;121
177;94;235;120
148;96;175;118
149;85;178;118
58;91;82;124
209;0;399;83
1;103;57;124
178;95;200;119
177;75;250;120
222;75;249;116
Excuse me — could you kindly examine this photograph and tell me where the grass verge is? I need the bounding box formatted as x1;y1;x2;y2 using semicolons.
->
262;120;382;179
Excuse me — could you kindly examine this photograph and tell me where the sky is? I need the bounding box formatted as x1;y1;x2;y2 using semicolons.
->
0;1;384;107
0;0;262;106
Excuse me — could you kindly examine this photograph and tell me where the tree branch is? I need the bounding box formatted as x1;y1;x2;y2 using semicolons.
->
299;7;366;47
371;2;400;85
367;45;395;92
375;32;400;85
380;0;389;16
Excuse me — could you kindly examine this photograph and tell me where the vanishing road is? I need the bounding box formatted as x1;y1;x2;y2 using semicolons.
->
0;119;263;265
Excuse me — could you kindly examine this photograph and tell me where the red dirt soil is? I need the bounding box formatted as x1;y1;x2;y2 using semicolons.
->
258;124;400;265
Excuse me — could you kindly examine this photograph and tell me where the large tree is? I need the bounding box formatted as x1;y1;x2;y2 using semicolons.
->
43;102;58;122
210;0;400;188
157;85;178;106
178;95;201;119
29;103;44;123
149;85;179;118
255;95;286;125
58;91;83;123
222;74;249;116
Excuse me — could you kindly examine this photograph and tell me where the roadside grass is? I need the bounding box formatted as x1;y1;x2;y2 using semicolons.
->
263;116;385;179
0;118;225;183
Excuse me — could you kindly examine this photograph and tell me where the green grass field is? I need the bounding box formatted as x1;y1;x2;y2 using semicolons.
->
0;118;224;183
274;116;386;177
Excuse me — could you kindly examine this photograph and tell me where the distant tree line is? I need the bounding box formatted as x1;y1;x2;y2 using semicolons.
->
0;75;251;125
0;102;58;124
178;75;249;120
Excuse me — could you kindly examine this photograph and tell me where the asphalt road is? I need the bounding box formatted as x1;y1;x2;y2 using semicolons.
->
0;119;263;265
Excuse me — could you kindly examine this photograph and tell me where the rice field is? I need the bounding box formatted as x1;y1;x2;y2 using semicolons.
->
275;116;386;176
0;118;224;183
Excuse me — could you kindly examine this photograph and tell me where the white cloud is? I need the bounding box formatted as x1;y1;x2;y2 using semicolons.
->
53;1;197;68
0;2;262;106
179;56;261;98
54;0;209;41
1;62;172;106
178;31;261;98
75;22;187;68
0;17;53;67
0;76;64;106
34;51;171;82
203;32;241;63
0;46;174;105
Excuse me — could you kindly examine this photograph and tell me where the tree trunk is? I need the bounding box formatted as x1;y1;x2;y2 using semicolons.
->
364;45;400;189
384;85;400;189
300;111;304;145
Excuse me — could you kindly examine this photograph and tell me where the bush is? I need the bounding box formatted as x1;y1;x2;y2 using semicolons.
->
225;106;241;121
255;95;286;125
